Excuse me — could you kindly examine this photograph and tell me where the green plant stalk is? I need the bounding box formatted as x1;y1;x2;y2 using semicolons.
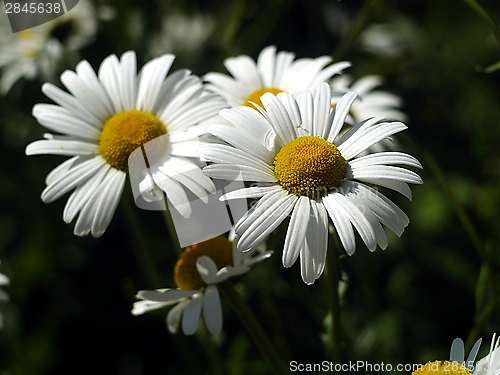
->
462;0;500;49
120;195;162;288
219;280;289;375
326;238;343;365
162;207;182;256
465;293;498;352
423;153;485;260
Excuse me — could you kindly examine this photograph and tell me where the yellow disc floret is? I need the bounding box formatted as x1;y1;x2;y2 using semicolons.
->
412;361;472;375
174;236;234;290
243;87;283;109
99;110;166;171
274;136;346;198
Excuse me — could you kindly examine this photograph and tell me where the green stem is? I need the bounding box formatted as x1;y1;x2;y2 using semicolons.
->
325;236;343;365
219;281;289;375
333;0;384;59
120;195;162;288
422;152;485;260
462;0;500;50
162;207;182;256
465;293;498;351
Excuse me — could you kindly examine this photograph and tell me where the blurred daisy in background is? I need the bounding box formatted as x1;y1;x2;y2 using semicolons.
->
201;83;422;284
0;262;9;329
26;51;226;237
358;23;406;58
330;74;407;152
149;12;215;60
0;0;97;94
204;45;350;110
132;234;272;335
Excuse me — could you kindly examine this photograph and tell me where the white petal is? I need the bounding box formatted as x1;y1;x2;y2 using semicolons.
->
200;144;274;174
349;152;422;169
119;51;137;110
203;164;276;182
98;54;124;113
256;45;276;88
132;300;171;315
90;169;126;237
206;122;274;164
26;139;98;156
450;338;465;363
41;83;102;128
260;92;297;146
322;194;356;255
296;91;314;136
311;199;328;278
220;185;281;201
45;156;79;185
60;69;111;123
167;300;189;334
138;289;197;303
312;83;332;138
153;173;191;218
300;240;316;285
330;192;377;251
196;256;218;284
75;60;114;119
203;285;222;335
236;192;297;251
181;293;203;335
350;165;422;184
327;92;357;142
63;163;111;223
41;156;105;203
136;54;175;112
338;120;407;160
33;104;101;140
282;196;310;268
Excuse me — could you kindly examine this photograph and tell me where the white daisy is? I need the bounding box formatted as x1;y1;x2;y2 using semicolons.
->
26;51;226;237
330;74;407;125
330;74;407;153
474;334;500;375
203;45;350;109
0;0;97;93
132;235;272;335
413;335;495;375
0;262;9;329
149;12;215;58
200;82;422;285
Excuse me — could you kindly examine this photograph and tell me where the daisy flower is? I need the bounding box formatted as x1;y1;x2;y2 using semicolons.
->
0;0;97;93
26;51;226;237
200;82;422;285
149;12;215;58
412;335;496;375
0;262;9;328
132;235;272;335
203;45;350;110
330;74;407;125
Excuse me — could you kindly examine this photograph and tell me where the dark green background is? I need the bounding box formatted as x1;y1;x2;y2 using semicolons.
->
1;0;500;373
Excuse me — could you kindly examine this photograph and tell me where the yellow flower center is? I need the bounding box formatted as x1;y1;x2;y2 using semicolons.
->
99;110;166;172
174;236;234;290
412;361;472;375
17;30;32;40
243;87;283;109
273;136;346;198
